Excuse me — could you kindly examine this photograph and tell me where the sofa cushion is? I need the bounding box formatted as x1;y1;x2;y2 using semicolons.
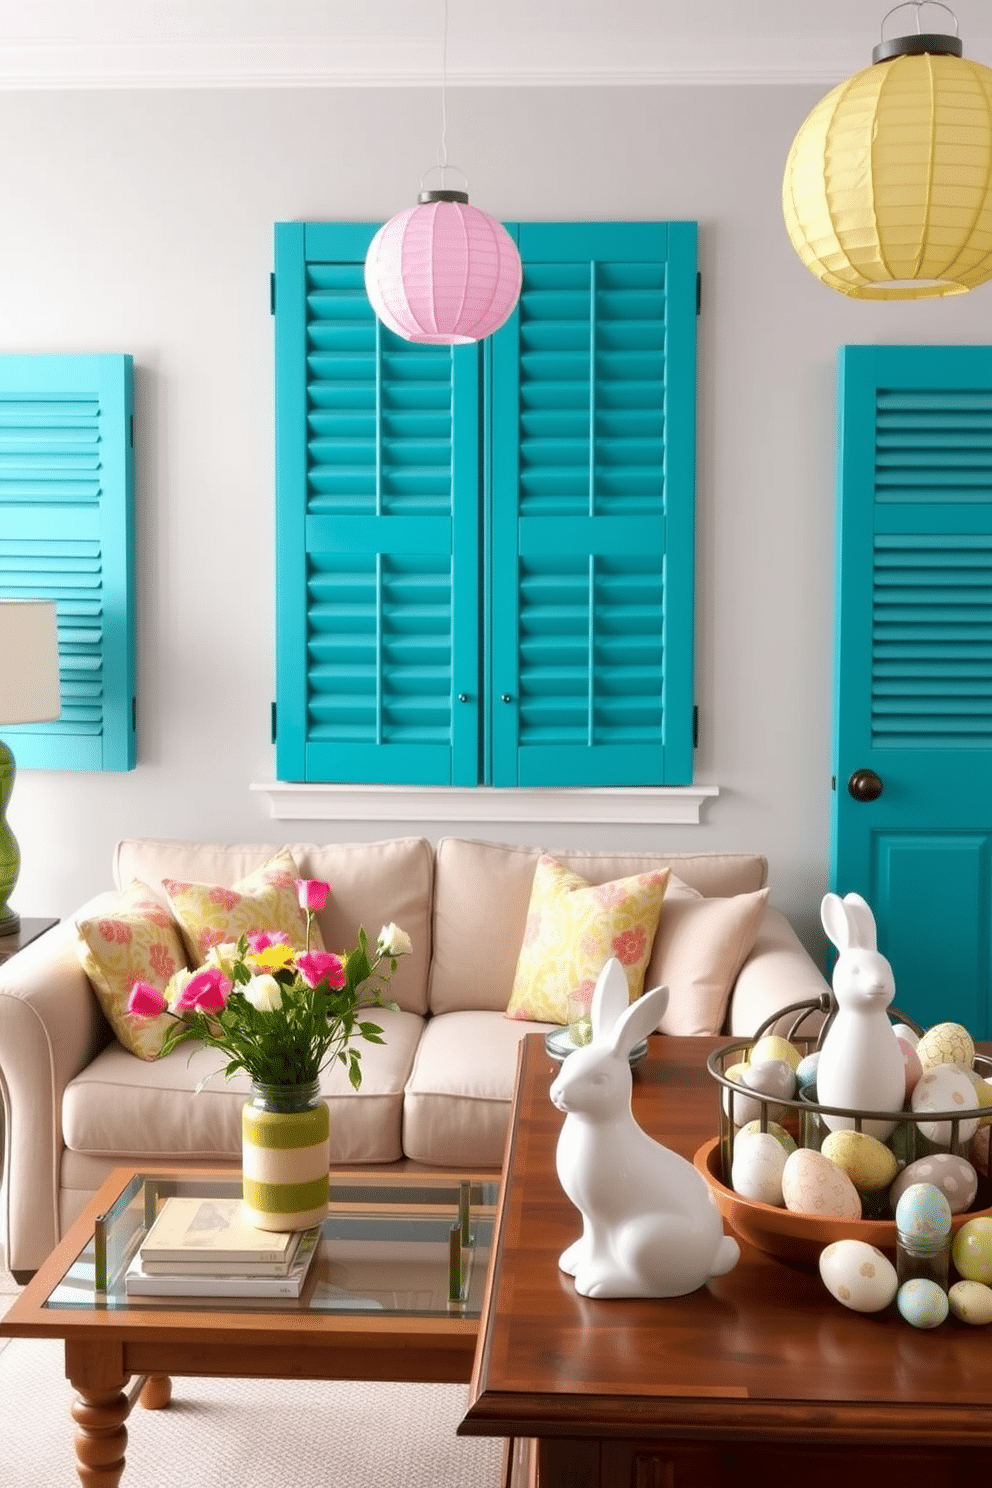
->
162;848;319;964
651;880;770;1035
403;1011;556;1167
505;854;669;1024
62;1007;425;1165
428;837;769;1015
114;837;434;1015
75;881;191;1060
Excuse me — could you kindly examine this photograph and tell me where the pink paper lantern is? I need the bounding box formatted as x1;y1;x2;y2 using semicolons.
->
364;191;522;344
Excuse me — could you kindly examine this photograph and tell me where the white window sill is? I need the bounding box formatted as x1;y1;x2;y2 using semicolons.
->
250;783;720;825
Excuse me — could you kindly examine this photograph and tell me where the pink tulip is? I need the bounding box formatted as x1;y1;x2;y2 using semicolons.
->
127;981;168;1017
297;951;346;990
246;929;290;953
297;879;331;913
175;967;231;1014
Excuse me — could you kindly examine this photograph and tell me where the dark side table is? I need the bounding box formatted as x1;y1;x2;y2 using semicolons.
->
0;916;58;965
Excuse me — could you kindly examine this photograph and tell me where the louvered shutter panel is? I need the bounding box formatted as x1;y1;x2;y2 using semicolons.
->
836;346;992;768
274;224;480;785
0;354;135;771
489;223;697;787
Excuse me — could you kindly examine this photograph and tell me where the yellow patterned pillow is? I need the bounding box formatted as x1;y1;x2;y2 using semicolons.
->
506;854;669;1024
76;880;190;1060
162;848;324;965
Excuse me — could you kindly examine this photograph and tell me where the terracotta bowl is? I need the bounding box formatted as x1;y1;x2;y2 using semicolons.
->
693;1136;992;1270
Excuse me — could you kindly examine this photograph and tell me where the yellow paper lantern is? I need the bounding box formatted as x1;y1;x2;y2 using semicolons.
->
783;22;992;299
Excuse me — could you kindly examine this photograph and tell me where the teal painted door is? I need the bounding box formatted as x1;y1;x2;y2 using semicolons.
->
832;345;992;1035
489;222;698;787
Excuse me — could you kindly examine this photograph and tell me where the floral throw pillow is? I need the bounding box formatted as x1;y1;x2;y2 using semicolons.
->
76;880;190;1060
505;854;669;1024
162;847;324;965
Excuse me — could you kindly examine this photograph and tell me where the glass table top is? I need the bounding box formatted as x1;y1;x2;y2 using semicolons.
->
42;1170;497;1319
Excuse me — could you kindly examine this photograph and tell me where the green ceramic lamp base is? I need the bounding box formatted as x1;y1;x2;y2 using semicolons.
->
0;738;21;939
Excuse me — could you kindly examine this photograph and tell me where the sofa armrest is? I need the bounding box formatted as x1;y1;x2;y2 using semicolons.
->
726;906;830;1040
0;897;115;1274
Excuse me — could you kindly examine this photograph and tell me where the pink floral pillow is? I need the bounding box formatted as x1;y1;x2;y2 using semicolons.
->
76;880;190;1060
506;854;669;1023
162;848;324;965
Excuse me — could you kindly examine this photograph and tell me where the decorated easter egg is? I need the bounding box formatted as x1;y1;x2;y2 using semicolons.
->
910;1064;980;1146
969;1125;991;1177
891;1023;920;1048
781;1148;861;1219
724;1059;795;1127
731;1131;788;1206
897;1037;924;1098
916;1022;975;1072
821;1130;898;1193
962;1068;992;1128
889;1153;978;1216
952;1217;992;1284
819;1240;898;1313
795;1051;820;1091
949;1279;992;1325
737;1119;797;1155
897;1278;949;1329
750;1035;802;1073
894;1183;952;1244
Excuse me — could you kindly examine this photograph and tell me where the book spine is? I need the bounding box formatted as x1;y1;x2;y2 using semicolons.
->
126;1235;319;1299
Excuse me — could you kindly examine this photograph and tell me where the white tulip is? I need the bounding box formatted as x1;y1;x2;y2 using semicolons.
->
377;923;412;958
164;967;195;1012
243;974;282;1012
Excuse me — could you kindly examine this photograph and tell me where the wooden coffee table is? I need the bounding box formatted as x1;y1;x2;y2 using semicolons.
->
0;1166;497;1486
463;1033;992;1487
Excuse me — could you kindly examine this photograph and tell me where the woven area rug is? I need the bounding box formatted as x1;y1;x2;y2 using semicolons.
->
0;1271;504;1488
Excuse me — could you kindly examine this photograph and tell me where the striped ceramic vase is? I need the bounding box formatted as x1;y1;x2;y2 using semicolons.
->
241;1079;330;1232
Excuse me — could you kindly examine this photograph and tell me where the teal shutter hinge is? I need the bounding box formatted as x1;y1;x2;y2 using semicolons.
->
132;697;137;731
129;413;134;448
271;701;277;742
270;272;276;314
696;272;702;316
693;704;699;747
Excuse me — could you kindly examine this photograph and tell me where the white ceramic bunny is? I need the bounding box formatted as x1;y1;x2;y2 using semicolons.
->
549;958;740;1298
817;891;904;1140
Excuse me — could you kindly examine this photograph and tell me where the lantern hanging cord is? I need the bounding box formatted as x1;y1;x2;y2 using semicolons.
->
879;1;959;41
437;0;449;178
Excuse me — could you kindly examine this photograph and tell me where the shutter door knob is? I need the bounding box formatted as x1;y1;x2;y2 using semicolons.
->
501;693;512;703
848;768;883;802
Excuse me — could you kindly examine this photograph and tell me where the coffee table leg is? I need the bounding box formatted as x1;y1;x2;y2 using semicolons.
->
138;1374;172;1410
70;1386;129;1486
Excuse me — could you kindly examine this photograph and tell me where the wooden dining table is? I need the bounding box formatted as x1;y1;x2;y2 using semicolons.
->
461;1032;992;1488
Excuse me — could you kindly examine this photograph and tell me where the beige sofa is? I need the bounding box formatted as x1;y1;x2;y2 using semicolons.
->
0;836;829;1276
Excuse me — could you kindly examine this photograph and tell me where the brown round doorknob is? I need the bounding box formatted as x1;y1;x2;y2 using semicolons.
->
848;768;883;802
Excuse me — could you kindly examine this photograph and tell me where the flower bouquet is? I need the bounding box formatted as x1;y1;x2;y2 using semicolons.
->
127;878;412;1091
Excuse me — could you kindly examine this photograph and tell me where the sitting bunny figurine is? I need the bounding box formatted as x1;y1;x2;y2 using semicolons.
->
817;891;904;1140
550;958;740;1298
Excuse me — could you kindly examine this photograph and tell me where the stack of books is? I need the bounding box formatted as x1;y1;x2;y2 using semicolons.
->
124;1196;321;1298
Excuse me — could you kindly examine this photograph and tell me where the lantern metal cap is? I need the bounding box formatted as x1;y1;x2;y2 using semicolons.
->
417;189;469;205
872;31;963;62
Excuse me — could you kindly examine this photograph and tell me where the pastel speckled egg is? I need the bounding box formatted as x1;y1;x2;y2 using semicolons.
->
916;1022;975;1072
821;1130;899;1193
910;1064;980;1146
724;1059;795;1127
962;1068;992;1128
781;1148;861;1219
949;1280;992;1325
731;1131;788;1206
952;1217;992;1284
889;1154;978;1216
891;1023;920;1048
894;1183;953;1243
796;1051;820;1091
819;1240;898;1313
897;1037;924;1098
898;1278;949;1329
737;1119;797;1155
750;1035;802;1073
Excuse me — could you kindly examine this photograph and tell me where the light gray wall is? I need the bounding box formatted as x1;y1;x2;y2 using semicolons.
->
1;83;989;960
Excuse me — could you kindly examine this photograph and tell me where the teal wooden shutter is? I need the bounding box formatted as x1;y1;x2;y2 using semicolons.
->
274;223;480;785
489;222;697;787
0;354;135;771
832;344;992;1032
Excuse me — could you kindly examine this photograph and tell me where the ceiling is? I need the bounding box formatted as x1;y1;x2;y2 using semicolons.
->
0;0;989;89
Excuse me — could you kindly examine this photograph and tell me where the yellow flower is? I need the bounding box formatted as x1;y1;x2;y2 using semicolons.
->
248;943;297;974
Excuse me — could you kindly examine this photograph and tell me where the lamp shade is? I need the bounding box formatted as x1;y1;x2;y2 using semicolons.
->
783;38;992;299
364;192;522;344
0;601;61;724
